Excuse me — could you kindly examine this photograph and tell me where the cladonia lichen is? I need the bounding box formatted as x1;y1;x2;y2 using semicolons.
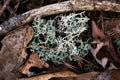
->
29;12;90;64
113;38;120;55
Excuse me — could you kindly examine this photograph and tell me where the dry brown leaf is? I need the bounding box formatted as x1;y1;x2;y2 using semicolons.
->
105;19;120;38
0;25;34;80
20;26;34;63
20;53;49;76
18;71;99;80
94;69;120;80
91;21;110;68
111;69;120;80
91;21;106;40
0;4;2;9
91;21;120;69
94;69;112;80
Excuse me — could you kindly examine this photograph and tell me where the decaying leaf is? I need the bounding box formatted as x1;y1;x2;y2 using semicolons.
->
111;69;120;80
20;53;49;76
94;69;120;80
90;21;120;69
105;19;120;38
20;25;34;63
0;25;34;80
93;69;112;80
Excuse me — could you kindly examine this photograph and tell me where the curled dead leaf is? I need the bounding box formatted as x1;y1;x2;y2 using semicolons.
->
94;69;120;80
105;19;120;39
0;25;34;80
91;21;120;69
20;53;49;76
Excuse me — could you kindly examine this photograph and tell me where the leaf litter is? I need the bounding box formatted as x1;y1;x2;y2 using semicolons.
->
0;1;120;79
0;25;34;80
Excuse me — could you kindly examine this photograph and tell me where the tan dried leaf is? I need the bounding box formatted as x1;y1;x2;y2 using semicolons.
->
0;25;34;80
20;53;49;75
91;21;120;69
94;69;120;80
105;19;120;38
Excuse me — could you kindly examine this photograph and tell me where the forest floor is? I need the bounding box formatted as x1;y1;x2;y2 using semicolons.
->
0;0;120;80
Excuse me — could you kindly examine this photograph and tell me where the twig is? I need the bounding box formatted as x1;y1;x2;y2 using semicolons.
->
63;61;81;73
0;0;120;36
0;0;11;17
17;71;100;80
18;71;79;80
26;45;57;50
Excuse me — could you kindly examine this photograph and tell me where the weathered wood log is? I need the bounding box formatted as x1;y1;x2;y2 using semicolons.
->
0;0;120;36
18;71;99;80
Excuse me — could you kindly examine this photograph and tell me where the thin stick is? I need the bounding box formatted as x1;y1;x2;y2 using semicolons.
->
0;0;11;17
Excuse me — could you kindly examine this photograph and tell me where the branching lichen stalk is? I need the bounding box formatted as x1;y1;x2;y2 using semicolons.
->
29;12;90;64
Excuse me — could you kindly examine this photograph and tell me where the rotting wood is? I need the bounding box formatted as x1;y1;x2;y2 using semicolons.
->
18;71;78;80
18;71;99;80
0;0;120;36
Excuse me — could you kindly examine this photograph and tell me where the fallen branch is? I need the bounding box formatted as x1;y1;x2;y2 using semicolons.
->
18;71;99;80
18;71;78;80
0;0;120;36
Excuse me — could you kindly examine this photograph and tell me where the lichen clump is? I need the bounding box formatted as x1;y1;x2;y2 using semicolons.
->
113;38;120;55
29;12;90;64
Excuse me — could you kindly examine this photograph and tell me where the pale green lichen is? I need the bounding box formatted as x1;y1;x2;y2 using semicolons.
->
29;12;90;64
113;38;120;55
